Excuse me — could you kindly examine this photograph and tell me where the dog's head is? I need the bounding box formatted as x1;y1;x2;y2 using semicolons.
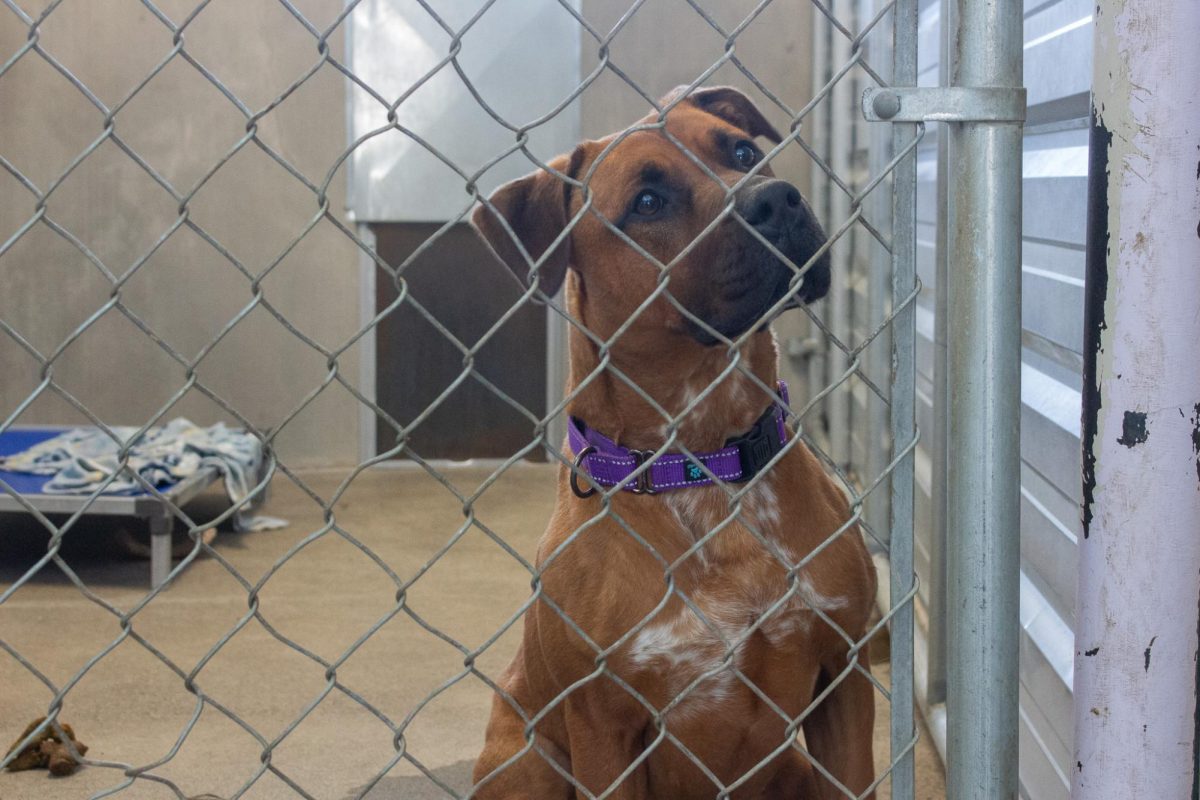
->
472;86;831;347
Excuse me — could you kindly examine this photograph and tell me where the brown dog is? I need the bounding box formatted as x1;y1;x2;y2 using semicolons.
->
470;86;877;799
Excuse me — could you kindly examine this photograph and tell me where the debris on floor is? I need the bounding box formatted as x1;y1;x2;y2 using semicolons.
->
4;716;89;776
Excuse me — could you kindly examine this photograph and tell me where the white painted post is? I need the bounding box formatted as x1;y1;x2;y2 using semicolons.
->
1073;0;1200;795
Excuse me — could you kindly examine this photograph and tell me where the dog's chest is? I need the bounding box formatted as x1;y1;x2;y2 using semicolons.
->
661;475;784;541
626;571;845;663
623;570;846;724
624;480;848;712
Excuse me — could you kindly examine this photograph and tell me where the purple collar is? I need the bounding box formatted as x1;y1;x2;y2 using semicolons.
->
567;381;790;497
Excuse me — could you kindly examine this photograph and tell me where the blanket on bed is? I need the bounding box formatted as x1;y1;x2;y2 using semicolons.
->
0;419;285;532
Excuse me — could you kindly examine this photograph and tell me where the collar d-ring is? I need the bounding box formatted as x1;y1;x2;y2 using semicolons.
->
570;445;598;499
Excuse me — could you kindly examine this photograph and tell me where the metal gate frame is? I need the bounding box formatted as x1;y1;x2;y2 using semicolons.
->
835;0;1027;795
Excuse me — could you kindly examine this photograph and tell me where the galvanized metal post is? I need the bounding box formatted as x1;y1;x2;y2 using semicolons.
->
546;302;568;450
809;3;832;420
1073;0;1200;796
925;0;955;712
865;0;895;550
828;0;855;470
944;0;1024;795
888;0;918;794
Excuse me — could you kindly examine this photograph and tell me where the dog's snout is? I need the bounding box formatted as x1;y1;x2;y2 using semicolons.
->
738;179;802;234
731;177;831;305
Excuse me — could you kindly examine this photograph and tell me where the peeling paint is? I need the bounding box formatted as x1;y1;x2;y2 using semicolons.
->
1080;115;1112;540
1117;410;1149;447
1192;403;1200;483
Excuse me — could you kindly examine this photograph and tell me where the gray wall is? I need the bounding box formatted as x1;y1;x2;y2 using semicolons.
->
580;0;813;193
1;3;817;468
0;0;362;467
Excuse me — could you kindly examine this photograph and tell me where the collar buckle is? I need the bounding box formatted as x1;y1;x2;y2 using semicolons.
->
628;449;657;494
731;409;784;483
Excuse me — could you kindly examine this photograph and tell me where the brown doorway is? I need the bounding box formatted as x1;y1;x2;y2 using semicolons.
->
372;223;547;461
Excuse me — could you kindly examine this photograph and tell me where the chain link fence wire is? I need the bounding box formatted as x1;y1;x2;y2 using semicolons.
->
0;0;922;796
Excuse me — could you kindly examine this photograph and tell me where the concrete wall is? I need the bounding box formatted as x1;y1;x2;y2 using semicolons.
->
0;2;817;467
0;0;361;467
579;0;814;189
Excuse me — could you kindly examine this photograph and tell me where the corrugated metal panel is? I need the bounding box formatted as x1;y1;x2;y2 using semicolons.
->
1019;570;1076;798
1011;5;1092;788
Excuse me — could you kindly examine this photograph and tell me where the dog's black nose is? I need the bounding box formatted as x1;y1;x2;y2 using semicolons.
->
737;179;802;236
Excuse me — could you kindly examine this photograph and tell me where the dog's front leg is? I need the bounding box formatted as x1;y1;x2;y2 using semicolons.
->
801;656;877;799
563;690;651;800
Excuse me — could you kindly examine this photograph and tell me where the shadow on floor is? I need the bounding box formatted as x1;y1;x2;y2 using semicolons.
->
0;490;250;590
344;759;475;799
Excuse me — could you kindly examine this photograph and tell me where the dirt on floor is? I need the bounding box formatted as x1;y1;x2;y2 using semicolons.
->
0;464;944;799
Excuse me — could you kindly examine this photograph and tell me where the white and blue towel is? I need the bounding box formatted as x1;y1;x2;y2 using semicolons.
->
0;419;286;532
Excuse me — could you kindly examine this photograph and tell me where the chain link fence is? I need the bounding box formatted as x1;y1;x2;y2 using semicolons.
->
0;0;923;797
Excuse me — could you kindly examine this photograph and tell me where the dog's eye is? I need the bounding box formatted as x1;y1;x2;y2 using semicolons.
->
734;141;758;169
634;191;664;216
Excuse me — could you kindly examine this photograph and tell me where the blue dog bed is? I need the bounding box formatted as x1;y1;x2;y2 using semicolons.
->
0;427;222;588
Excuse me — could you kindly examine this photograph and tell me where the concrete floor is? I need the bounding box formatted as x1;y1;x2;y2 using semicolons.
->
0;465;944;799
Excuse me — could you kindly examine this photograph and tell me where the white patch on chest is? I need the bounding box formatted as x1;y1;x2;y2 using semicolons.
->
758;573;850;645
657;381;706;442
626;588;745;715
663;473;782;540
740;478;781;530
656;369;755;442
664;485;723;538
632;455;851;719
626;571;849;718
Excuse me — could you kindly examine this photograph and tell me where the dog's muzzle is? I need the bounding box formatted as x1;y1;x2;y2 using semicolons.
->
735;178;832;306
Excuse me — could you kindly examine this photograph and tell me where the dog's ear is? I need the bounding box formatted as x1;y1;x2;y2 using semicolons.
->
472;147;586;297
664;85;782;144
